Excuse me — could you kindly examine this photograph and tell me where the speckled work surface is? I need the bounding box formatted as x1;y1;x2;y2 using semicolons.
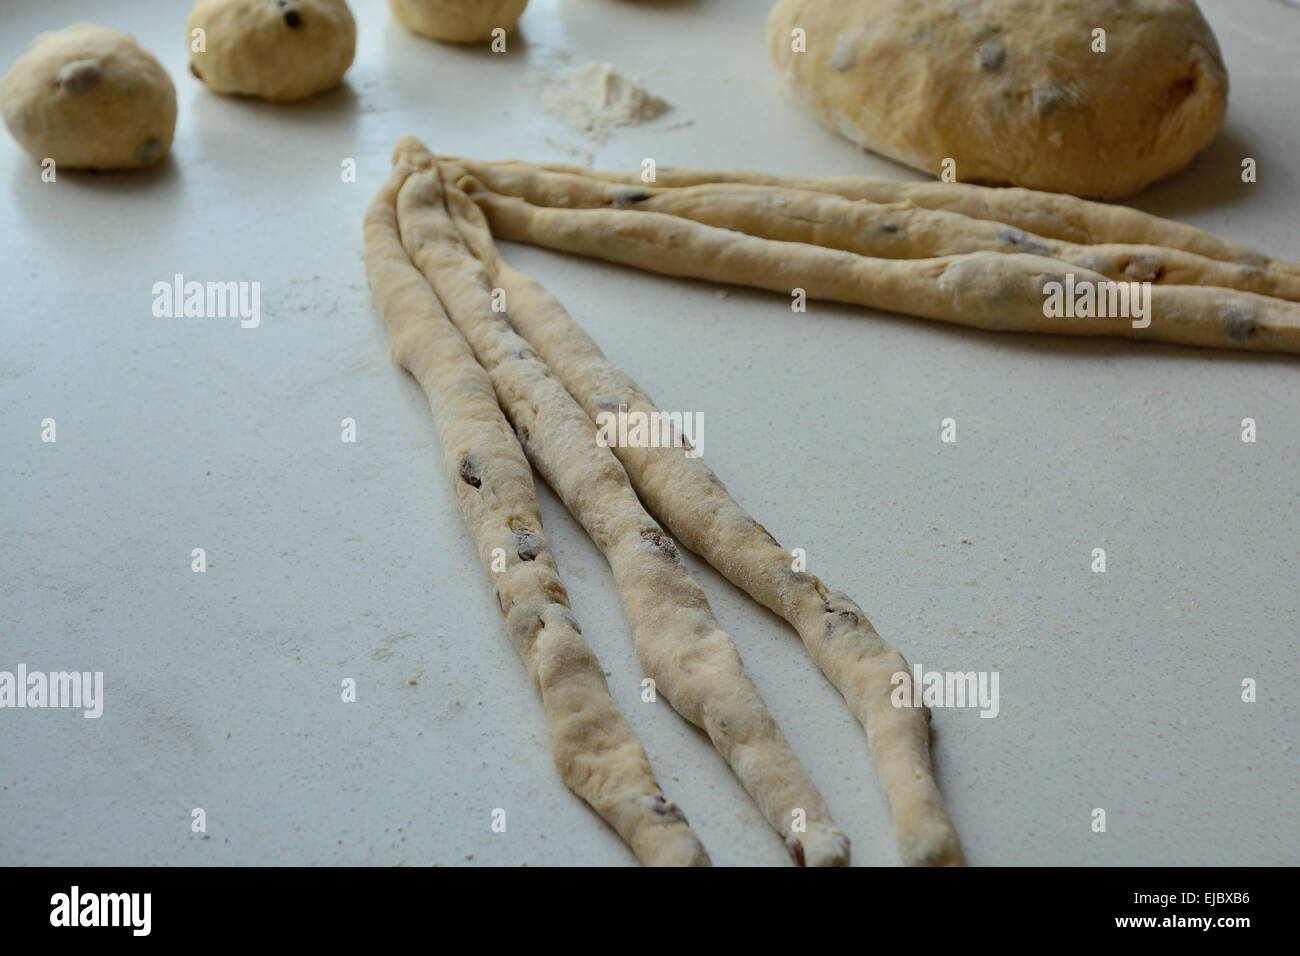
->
0;0;1295;866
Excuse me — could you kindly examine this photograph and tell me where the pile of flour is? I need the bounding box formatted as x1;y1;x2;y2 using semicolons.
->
538;62;670;141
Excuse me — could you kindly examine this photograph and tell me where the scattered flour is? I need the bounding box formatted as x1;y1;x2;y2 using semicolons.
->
542;135;594;168
538;61;670;141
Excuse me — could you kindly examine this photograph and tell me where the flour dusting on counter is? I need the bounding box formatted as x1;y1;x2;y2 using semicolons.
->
538;61;670;141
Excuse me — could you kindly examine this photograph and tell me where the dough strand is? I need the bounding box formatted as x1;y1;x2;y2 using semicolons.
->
439;158;965;866
364;152;709;867
448;158;1300;303
452;176;1300;354
394;136;851;866
501;158;1297;275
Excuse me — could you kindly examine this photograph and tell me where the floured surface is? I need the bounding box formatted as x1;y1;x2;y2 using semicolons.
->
0;0;1296;866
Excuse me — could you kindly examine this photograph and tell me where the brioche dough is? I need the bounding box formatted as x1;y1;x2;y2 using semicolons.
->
1;24;176;169
188;0;356;101
388;0;529;44
767;0;1229;198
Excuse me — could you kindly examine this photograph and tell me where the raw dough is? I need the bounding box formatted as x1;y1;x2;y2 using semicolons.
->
439;158;966;866
513;158;1289;270
449;158;1300;302
188;0;356;101
1;24;176;169
389;0;529;44
364;156;709;867
453;174;1300;354
394;136;850;866
766;0;1229;198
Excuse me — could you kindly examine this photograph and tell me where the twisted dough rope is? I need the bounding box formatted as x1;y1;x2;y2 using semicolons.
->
476;157;1300;275
363;153;710;867
394;136;851;866
451;176;1300;354
438;159;964;866
447;159;1300;303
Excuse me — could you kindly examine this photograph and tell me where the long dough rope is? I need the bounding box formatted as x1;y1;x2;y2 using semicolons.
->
363;154;710;867
452;177;1300;354
438;159;965;867
448;159;1300;303
393;136;851;866
472;157;1299;275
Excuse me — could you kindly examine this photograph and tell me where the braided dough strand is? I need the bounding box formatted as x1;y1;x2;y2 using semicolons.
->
364;152;709;867
453;179;1300;355
489;158;1299;274
439;159;964;866
394;137;850;866
448;159;1300;303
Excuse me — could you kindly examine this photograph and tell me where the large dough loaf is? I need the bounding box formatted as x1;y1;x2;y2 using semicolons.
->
766;0;1229;198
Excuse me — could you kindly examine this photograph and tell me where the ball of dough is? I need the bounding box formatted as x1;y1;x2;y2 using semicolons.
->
389;0;529;44
767;0;1229;198
1;24;176;169
188;0;356;101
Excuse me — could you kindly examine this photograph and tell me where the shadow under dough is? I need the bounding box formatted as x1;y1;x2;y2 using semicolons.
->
1123;126;1262;220
7;151;187;251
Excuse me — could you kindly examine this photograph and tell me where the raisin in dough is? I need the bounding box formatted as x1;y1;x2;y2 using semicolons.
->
188;0;355;101
767;0;1229;198
388;0;529;44
1;24;176;169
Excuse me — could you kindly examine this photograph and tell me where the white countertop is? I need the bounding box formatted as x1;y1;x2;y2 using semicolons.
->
1;0;1296;866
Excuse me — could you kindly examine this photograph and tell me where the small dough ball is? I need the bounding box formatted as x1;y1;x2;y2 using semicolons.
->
767;0;1229;198
1;23;176;169
389;0;529;44
188;0;356;101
